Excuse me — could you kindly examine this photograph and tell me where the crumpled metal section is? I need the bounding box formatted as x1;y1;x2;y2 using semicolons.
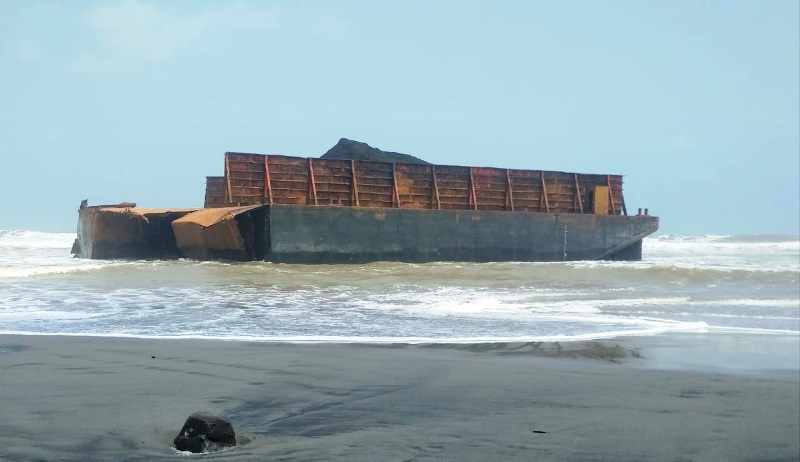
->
172;205;264;261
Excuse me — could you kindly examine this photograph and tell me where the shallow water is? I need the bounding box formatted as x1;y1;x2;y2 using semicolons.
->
0;231;798;342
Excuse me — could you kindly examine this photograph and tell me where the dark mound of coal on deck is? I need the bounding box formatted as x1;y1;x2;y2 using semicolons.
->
321;138;429;164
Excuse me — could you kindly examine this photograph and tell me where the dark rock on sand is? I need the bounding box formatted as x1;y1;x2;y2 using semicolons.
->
321;138;430;164
173;412;236;453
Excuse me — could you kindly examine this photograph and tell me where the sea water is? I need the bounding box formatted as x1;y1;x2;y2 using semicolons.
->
0;230;797;343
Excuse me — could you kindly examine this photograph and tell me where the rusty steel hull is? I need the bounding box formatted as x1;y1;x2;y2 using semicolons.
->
262;205;658;263
75;207;196;259
76;204;658;262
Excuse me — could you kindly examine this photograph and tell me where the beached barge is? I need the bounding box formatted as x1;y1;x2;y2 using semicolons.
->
75;145;659;262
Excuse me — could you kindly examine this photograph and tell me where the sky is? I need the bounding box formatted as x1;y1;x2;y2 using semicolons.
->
1;0;798;235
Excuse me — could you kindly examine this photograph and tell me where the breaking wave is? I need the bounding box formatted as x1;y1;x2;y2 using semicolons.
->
0;231;797;341
0;230;75;249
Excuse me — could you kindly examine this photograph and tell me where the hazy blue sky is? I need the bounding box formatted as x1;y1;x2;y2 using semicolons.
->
1;0;798;235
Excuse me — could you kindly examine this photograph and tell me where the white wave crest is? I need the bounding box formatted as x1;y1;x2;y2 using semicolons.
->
0;230;75;249
0;262;112;279
0;322;712;343
0;310;103;321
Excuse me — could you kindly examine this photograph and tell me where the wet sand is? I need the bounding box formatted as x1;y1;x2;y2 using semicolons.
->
1;334;798;461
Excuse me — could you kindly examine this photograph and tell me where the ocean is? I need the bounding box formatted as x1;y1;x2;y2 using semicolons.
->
1;231;798;343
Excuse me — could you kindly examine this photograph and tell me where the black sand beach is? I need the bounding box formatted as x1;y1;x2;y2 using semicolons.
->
1;334;798;461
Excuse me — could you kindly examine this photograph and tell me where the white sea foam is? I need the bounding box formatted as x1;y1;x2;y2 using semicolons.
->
624;311;799;321
0;263;113;279
0;310;103;320
707;326;800;335
639;234;800;273
0;230;75;249
647;234;799;247
0;230;111;280
0;231;798;342
702;298;800;308
0;323;712;343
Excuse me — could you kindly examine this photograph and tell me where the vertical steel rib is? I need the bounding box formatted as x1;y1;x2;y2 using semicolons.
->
225;153;233;205
574;174;583;214
506;169;515;211
540;172;550;212
308;158;318;205
469;167;478;210
264;155;273;205
351;159;359;207
392;163;400;208
607;175;616;215
432;166;441;210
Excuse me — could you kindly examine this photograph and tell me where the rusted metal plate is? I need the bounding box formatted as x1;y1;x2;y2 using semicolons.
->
204;177;227;208
593;186;610;215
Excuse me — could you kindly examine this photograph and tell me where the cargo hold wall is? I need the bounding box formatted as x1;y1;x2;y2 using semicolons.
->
219;153;628;216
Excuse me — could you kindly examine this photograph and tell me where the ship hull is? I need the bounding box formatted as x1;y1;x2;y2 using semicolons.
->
264;205;658;263
76;204;658;262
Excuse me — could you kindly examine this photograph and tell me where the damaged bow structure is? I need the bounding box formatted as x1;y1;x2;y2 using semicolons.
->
73;139;659;263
